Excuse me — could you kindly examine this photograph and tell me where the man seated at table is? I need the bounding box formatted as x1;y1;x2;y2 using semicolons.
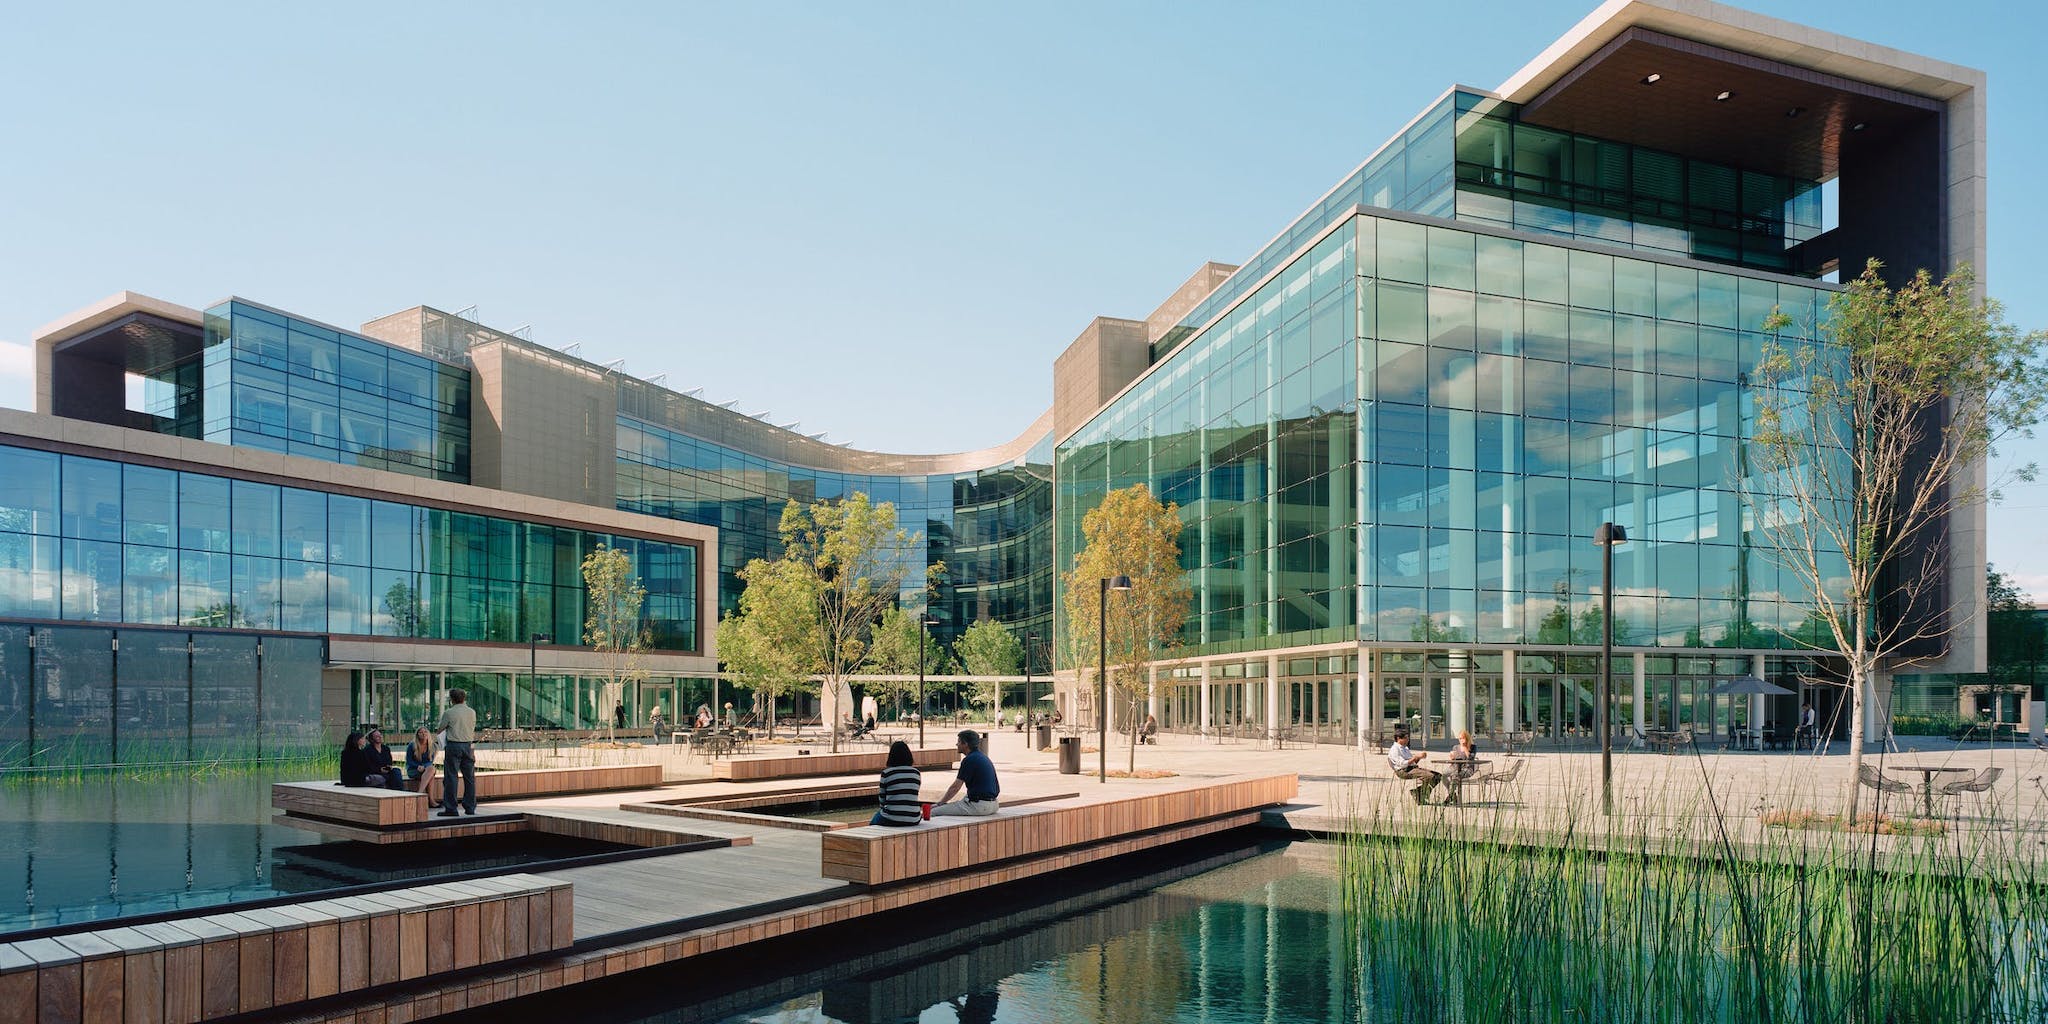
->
931;729;999;816
1387;728;1441;806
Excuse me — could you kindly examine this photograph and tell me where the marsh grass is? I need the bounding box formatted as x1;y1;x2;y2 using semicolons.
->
1337;757;2047;1022
1;744;334;786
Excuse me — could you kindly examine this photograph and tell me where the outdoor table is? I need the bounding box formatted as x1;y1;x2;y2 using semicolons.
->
1441;757;1489;803
1886;764;1970;817
1729;727;1760;751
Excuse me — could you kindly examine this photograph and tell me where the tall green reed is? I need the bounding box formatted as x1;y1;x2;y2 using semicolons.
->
1336;753;2046;1023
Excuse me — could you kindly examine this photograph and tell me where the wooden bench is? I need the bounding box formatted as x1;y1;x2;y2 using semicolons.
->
0;874;571;1024
710;746;955;782
820;773;1298;886
273;764;663;828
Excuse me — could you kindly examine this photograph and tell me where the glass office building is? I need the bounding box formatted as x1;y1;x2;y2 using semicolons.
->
10;3;1990;763
1056;88;1858;743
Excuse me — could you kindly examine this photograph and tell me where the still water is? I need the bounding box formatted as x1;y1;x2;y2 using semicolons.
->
0;773;624;933
453;837;1352;1024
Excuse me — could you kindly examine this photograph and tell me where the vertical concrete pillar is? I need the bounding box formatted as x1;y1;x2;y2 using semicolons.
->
1200;661;1214;741
1148;665;1162;721
1633;651;1648;740
1501;648;1518;736
1751;653;1766;740
1356;645;1372;749
1266;653;1281;741
1447;649;1471;738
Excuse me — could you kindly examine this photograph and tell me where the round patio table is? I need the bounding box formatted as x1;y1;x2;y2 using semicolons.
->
1441;757;1489;804
1885;764;1969;817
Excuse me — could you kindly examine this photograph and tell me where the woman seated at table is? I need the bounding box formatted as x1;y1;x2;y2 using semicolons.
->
871;741;923;827
406;727;438;794
1449;729;1481;780
339;731;392;788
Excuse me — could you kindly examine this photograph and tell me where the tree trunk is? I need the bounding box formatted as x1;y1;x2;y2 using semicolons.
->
1844;654;1869;823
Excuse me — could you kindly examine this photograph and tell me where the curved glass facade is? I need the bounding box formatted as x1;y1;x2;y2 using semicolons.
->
1057;210;1841;660
0;443;699;651
617;417;1053;646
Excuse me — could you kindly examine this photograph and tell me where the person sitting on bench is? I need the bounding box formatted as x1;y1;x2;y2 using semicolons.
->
1140;714;1159;745
931;730;1000;816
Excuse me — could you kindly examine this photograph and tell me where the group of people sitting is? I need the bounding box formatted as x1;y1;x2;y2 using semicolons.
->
340;727;439;793
1387;727;1480;805
870;729;1001;826
336;688;482;818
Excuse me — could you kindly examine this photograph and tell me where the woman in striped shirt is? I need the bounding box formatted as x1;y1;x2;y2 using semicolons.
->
871;741;924;827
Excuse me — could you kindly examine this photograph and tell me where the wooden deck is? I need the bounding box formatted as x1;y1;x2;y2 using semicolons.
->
709;746;955;782
8;772;1296;1024
821;774;1299;885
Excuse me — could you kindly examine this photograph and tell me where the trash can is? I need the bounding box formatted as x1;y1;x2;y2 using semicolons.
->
1036;724;1053;750
1057;736;1082;775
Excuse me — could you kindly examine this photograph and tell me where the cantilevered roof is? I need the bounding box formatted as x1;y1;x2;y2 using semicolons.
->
1495;0;1983;182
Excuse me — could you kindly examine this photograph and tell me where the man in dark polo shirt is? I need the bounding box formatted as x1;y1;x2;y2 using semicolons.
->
931;729;999;816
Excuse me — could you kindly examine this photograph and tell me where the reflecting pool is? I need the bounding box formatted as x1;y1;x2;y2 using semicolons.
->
0;773;333;932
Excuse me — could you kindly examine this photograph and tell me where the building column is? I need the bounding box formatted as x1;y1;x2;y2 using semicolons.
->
1501;648;1518;736
1633;651;1648;740
1356;645;1372;749
1266;653;1281;741
1751;653;1766;739
1447;649;1471;739
1147;665;1162;721
1200;661;1214;742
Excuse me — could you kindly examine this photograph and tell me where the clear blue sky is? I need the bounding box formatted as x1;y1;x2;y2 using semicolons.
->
2;1;2043;596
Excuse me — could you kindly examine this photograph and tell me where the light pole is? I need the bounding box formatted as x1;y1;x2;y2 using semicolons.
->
917;616;938;748
528;632;550;732
1099;575;1132;783
1592;523;1628;815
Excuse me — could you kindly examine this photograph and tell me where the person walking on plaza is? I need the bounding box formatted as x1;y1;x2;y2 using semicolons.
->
649;704;667;744
1388;728;1441;805
931;729;999;816
871;741;924;827
435;689;479;817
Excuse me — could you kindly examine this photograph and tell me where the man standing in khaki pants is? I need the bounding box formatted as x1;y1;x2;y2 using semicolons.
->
435;689;478;816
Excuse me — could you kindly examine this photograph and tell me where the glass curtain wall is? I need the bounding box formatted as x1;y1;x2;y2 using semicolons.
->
0;623;327;770
1056;209;1841;665
199;301;472;482
0;443;699;652
617;417;1053;646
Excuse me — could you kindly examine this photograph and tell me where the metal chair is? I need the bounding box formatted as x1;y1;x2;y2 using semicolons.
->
1855;763;1913;795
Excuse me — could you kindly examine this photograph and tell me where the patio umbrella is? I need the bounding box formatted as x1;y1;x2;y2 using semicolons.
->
1709;675;1793;696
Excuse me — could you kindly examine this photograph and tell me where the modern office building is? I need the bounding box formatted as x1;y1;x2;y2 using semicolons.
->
0;0;1988;768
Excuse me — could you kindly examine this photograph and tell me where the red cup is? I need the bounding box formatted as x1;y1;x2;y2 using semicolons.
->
921;802;933;820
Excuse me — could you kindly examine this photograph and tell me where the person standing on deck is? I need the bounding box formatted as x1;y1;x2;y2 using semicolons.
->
435;689;479;817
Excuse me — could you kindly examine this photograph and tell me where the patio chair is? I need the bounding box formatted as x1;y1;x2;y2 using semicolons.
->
1936;765;2002;796
1855;763;1913;795
1473;758;1523;790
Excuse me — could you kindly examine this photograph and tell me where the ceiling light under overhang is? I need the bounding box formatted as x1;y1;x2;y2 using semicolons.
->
1715;90;1733;101
1641;73;1661;84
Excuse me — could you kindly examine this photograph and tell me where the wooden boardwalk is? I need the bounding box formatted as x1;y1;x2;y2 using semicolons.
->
526;809;847;940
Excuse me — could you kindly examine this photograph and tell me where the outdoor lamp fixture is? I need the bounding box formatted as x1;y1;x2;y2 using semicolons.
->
1592;522;1628;815
918;616;939;748
1098;575;1132;783
528;632;550;730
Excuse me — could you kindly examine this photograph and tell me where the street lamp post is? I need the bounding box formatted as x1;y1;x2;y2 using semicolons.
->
918;616;938;748
1592;522;1628;815
1098;575;1132;783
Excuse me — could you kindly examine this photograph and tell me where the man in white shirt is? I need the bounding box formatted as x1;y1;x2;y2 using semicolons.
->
1387;728;1441;805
